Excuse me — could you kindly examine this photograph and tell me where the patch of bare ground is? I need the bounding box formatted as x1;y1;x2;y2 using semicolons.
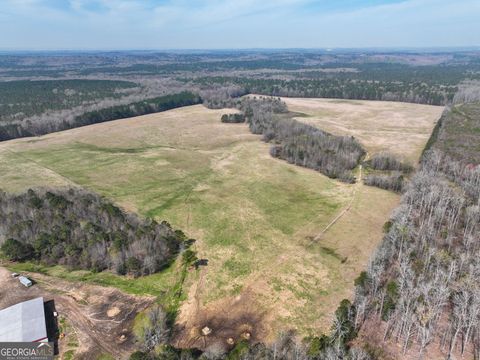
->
0;266;154;359
173;283;269;353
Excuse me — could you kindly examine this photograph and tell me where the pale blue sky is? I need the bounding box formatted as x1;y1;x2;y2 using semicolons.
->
0;0;479;50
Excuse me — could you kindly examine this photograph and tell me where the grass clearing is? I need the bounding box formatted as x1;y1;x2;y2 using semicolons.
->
4;260;179;298
0;100;440;341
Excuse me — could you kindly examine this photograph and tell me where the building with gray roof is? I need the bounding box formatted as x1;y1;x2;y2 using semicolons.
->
0;297;48;342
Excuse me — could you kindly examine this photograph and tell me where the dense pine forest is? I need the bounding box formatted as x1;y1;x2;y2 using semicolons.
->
0;79;138;121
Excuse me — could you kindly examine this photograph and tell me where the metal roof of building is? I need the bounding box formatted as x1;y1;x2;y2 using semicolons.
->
0;297;48;342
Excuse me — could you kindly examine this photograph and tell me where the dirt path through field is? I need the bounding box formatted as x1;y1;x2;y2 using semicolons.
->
313;164;364;241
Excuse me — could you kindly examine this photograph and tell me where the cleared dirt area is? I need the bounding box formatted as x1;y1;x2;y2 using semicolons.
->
283;97;443;163
173;281;269;352
0;265;154;359
0;101;442;352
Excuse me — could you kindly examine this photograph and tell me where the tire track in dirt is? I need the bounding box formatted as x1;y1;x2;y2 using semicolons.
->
54;296;122;358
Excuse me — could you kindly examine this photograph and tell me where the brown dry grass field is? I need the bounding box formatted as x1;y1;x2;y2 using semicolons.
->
282;97;444;163
0;99;442;351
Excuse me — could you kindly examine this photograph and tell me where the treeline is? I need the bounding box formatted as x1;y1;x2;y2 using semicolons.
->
74;91;201;126
268;120;365;183
194;77;456;106
0;188;187;276
431;101;480;166
453;81;480;105
200;85;248;109
0;91;201;141
216;96;365;183
354;151;480;358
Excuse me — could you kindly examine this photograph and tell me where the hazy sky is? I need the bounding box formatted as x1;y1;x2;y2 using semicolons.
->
0;0;479;50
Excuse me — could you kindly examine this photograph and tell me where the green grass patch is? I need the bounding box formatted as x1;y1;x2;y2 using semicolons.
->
223;258;252;278
96;354;115;360
3;260;178;298
319;246;343;261
63;350;75;360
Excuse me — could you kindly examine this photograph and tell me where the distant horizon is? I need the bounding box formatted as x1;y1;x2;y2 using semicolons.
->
1;46;480;53
1;0;479;50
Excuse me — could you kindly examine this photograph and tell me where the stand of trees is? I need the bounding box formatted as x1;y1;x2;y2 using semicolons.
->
364;172;405;193
221;113;245;123
0;188;187;276
354;151;480;357
268;119;365;183
453;81;480;105
200;85;248;109
367;152;413;173
363;153;412;193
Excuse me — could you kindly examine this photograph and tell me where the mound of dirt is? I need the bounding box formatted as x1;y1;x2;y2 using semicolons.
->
107;306;121;317
173;290;268;353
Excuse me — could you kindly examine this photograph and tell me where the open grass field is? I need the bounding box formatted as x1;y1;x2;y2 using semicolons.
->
283;97;444;163
0;100;441;346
